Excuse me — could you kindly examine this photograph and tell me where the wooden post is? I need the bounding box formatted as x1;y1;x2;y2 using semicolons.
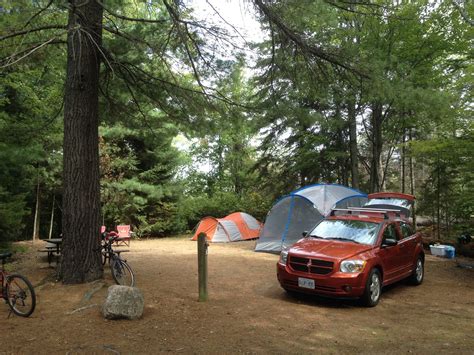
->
197;232;208;302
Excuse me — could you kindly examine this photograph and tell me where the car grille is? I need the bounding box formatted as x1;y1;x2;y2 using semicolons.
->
289;255;334;275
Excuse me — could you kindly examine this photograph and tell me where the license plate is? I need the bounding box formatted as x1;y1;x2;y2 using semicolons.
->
298;277;315;289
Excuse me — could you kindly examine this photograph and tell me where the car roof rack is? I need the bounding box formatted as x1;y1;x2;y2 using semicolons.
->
330;207;401;220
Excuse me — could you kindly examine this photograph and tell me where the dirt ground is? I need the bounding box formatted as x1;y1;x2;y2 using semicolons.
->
1;237;473;354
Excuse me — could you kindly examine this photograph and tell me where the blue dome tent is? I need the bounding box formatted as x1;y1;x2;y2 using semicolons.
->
255;184;368;253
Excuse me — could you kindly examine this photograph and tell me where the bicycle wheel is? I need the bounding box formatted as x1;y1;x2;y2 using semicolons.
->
111;258;135;287
6;274;36;317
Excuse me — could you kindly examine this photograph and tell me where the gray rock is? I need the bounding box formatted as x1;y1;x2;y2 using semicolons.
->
102;285;144;320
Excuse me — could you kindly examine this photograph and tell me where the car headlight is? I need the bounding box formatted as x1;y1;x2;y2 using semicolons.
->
340;260;366;273
279;250;288;265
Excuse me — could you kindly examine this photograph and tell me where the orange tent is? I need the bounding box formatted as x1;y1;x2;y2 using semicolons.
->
191;212;262;242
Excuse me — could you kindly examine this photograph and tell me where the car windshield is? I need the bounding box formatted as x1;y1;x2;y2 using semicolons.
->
309;219;380;245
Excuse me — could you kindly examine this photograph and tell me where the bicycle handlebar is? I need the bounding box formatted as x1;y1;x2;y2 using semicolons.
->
101;231;118;241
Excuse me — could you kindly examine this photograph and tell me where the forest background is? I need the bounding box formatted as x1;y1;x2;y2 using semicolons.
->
1;0;472;246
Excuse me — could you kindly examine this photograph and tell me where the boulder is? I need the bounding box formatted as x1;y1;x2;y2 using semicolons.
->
102;285;144;320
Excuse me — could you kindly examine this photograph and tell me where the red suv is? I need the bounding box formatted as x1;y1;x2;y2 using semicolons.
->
277;205;424;307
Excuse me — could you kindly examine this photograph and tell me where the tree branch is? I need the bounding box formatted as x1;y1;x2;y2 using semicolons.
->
205;0;248;44
0;38;64;68
452;0;474;26
0;25;66;42
97;0;169;24
253;0;367;77
162;0;211;101
22;0;54;29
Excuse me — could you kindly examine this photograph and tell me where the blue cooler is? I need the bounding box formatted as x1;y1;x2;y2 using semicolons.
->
445;246;455;259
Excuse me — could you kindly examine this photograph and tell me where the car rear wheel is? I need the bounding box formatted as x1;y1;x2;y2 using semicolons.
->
361;268;382;307
408;256;424;285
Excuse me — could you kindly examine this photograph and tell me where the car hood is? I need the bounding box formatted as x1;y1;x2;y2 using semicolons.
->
289;238;373;260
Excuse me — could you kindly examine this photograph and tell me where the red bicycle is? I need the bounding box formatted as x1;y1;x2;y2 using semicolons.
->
0;252;36;317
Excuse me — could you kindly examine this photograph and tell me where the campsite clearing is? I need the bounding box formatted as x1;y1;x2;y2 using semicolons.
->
1;237;473;354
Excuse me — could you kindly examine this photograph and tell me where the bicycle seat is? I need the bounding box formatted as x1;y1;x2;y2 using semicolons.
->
0;252;13;260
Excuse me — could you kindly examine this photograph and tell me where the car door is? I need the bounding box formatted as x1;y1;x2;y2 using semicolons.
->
398;221;417;274
377;223;403;284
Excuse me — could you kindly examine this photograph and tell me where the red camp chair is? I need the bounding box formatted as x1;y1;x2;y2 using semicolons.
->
115;225;131;246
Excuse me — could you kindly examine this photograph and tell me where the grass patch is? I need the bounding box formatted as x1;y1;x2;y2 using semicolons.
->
0;242;30;254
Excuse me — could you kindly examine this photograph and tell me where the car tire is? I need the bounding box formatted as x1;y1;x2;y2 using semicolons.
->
361;268;382;307
408;256;424;285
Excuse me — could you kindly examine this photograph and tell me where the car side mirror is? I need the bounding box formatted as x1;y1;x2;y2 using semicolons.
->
302;231;308;238
382;238;398;248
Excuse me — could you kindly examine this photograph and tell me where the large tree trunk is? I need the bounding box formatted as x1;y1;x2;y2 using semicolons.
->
347;100;359;189
61;0;103;284
369;103;383;192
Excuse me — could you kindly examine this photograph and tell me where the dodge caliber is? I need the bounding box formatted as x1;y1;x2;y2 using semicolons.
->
277;209;424;306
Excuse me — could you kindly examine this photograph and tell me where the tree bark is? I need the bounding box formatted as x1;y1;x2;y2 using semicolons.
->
408;128;416;228
401;131;406;193
409;128;415;196
48;196;55;239
347;100;359;189
436;156;441;240
32;172;41;241
369;103;383;192
61;0;103;284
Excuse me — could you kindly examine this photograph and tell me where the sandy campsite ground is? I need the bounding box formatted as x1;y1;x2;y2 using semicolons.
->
1;237;474;354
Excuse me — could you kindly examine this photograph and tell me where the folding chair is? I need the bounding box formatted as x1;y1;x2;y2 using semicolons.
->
115;225;132;247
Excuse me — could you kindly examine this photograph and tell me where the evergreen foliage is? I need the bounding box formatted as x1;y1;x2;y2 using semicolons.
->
0;0;472;246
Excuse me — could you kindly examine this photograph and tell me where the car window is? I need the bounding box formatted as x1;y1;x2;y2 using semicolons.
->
400;222;414;239
382;224;398;241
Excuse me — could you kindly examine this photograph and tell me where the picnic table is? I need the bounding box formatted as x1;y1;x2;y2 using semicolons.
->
39;238;62;266
46;238;62;253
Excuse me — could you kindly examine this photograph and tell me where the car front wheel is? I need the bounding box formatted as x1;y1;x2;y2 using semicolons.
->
361;268;382;307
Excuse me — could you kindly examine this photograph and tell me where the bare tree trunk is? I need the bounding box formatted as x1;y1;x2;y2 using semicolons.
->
48;196;55;239
436;157;441;240
401;131;406;193
408;129;416;227
334;105;347;185
409;129;415;195
61;0;103;284
32;172;40;241
348;101;359;189
369;103;383;192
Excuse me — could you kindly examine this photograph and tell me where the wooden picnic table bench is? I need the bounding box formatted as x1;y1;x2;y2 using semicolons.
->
38;239;62;266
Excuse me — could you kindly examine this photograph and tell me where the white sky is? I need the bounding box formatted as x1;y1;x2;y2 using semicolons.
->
174;1;267;173
188;0;266;44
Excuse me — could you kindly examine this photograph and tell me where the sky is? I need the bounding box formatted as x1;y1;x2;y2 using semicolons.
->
188;0;266;44
173;1;268;174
